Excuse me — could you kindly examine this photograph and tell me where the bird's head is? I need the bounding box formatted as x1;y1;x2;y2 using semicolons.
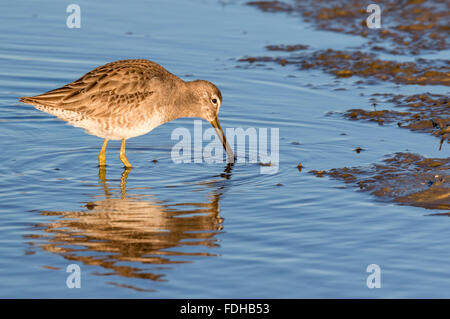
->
187;80;222;122
185;80;234;163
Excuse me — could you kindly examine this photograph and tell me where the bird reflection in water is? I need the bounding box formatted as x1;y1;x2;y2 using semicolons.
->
29;164;232;291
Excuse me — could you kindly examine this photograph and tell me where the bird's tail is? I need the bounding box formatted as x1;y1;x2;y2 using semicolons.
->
19;95;53;109
19;96;33;104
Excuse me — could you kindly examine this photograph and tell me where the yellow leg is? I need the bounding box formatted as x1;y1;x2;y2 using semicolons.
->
119;138;132;168
98;139;109;167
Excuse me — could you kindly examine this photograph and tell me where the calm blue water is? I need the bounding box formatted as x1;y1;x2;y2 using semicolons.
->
0;0;449;298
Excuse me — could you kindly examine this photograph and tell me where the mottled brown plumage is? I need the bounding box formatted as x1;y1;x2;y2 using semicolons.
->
20;59;233;167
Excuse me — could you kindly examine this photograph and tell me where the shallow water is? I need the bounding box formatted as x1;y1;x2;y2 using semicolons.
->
0;0;449;298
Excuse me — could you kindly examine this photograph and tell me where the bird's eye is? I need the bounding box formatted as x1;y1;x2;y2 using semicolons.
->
212;98;218;104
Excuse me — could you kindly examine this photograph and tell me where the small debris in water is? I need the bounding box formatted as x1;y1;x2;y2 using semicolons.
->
42;265;61;270
246;0;293;13
266;44;309;51
312;170;325;177
258;162;273;166
84;202;97;210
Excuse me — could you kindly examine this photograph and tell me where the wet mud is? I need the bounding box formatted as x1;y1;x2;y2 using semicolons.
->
243;1;449;86
310;153;449;210
244;1;449;211
340;93;449;148
247;0;449;55
239;49;450;86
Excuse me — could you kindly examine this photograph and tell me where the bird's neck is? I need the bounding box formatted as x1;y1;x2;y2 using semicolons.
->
166;81;203;121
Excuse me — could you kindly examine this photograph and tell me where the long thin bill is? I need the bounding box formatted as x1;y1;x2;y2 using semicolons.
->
210;117;235;164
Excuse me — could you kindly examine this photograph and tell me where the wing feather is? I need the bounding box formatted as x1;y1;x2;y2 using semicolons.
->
19;59;176;118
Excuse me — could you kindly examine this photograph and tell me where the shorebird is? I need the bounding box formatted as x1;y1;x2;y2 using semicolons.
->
20;59;234;168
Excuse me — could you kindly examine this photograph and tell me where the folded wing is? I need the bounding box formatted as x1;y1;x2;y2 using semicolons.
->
19;59;174;118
